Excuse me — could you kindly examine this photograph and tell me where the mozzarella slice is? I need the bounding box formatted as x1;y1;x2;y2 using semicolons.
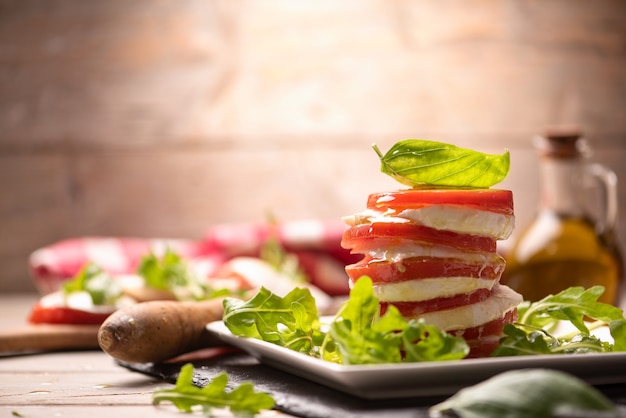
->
352;239;505;265
407;284;523;331
343;205;514;240
369;277;497;302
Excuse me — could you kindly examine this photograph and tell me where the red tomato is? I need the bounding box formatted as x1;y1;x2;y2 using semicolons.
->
346;256;505;284
367;189;513;215
342;223;496;254
452;308;518;341
452;308;518;358
28;302;112;325
379;288;492;316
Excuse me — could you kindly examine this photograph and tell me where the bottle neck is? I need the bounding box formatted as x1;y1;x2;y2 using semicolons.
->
539;157;585;217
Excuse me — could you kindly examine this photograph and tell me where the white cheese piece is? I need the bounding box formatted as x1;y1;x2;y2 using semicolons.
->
343;205;514;240
352;239;505;265
409;284;523;331
369;277;497;302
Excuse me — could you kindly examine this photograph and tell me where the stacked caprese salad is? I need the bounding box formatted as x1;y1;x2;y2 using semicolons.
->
341;140;523;357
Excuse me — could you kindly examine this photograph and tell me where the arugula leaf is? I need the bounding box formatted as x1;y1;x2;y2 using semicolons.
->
329;277;468;364
224;276;468;364
259;219;309;284
492;325;560;357
402;320;471;362
137;249;232;301
152;363;275;417
492;286;626;356
429;369;618;418
62;262;122;306
223;287;321;354
373;139;510;188
518;286;625;334
138;249;191;291
329;278;405;364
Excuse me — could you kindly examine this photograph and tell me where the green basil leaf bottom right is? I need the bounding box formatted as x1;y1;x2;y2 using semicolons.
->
429;369;618;418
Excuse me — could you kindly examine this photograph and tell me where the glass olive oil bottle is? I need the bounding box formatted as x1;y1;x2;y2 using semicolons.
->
502;129;623;305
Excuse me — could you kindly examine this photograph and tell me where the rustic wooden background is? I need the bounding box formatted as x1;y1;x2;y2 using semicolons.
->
1;0;625;293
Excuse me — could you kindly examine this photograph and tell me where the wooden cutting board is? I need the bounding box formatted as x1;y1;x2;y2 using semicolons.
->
0;324;100;355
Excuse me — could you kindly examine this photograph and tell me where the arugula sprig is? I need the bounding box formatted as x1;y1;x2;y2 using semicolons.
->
259;220;308;284
222;287;322;355
62;262;122;306
223;276;469;364
152;363;275;417
327;277;469;364
492;286;626;356
138;249;231;301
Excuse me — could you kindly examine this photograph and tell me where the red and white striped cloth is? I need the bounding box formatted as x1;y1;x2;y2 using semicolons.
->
29;220;358;296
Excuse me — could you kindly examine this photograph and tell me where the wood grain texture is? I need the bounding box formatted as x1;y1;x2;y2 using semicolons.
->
0;0;625;293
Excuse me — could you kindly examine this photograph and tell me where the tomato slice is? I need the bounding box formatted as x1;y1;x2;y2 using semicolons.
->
28;302;113;325
452;308;518;341
346;256;505;283
379;288;492;316
367;189;513;215
451;308;518;358
342;223;496;253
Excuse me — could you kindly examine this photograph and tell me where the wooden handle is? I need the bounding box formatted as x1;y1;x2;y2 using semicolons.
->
0;325;100;354
98;298;226;364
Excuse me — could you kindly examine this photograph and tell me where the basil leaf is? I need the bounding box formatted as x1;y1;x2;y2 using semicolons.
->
373;139;510;188
152;364;275;417
429;369;618;418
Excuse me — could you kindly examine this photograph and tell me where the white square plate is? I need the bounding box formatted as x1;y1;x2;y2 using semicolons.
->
206;320;626;399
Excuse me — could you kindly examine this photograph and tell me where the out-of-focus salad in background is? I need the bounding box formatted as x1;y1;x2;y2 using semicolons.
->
1;1;625;308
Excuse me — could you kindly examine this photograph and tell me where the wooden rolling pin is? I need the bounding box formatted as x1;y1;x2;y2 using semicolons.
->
97;298;227;364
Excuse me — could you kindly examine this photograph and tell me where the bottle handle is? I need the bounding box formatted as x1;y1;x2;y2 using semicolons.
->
588;163;618;239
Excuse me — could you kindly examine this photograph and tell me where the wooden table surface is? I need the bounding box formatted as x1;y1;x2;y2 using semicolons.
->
0;294;287;418
3;294;626;418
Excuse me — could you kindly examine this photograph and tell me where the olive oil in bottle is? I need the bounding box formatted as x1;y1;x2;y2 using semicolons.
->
502;129;623;305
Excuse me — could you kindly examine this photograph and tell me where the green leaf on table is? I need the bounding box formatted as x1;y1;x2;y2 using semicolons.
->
152;363;275;417
372;139;510;188
429;369;618;418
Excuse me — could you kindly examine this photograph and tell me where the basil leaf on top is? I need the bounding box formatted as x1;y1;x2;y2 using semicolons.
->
373;139;510;188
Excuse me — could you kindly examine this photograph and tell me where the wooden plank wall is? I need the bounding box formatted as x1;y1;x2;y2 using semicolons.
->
1;0;625;293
